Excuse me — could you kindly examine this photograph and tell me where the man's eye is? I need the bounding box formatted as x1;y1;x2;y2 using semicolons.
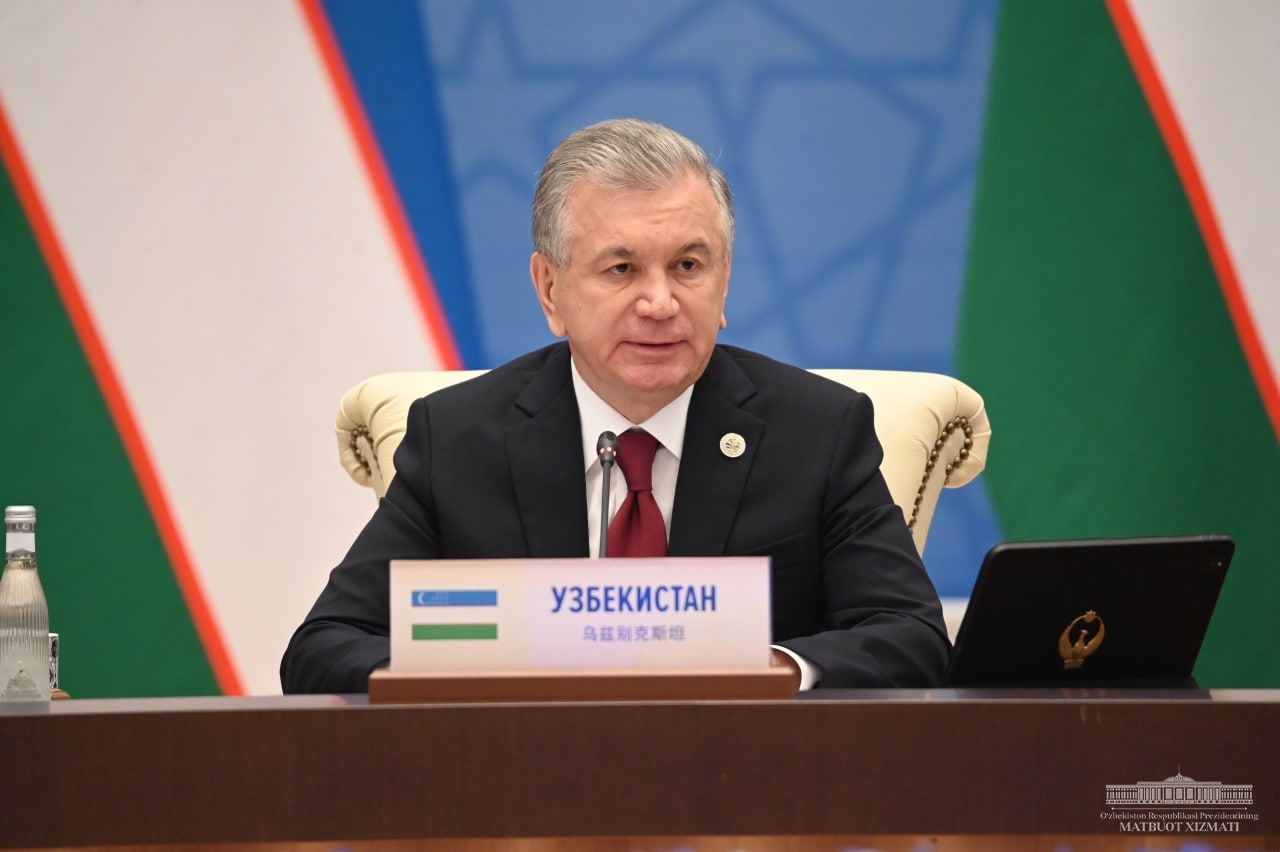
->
608;263;631;275
676;259;699;272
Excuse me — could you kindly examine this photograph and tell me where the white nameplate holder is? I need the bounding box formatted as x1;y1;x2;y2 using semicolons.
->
369;557;794;702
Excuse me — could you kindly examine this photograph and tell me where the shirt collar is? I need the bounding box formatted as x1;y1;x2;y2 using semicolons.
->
571;357;693;473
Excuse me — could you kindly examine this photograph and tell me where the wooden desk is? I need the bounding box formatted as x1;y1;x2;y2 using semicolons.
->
1;690;1276;849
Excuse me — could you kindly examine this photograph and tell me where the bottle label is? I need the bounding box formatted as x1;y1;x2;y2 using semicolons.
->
1;667;42;700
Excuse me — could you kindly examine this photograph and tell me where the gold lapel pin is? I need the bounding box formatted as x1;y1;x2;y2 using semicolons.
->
719;432;746;458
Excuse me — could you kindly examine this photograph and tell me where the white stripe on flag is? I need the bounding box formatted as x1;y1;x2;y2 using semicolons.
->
1129;0;1280;396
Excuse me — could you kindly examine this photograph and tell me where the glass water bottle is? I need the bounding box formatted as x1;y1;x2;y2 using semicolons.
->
0;505;51;701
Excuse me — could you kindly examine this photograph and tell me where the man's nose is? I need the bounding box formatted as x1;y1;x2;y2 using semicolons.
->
635;271;679;319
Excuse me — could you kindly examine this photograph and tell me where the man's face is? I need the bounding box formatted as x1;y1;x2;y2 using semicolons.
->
530;172;731;423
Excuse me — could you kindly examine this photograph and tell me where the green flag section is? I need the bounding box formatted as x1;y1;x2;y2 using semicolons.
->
413;624;500;641
959;2;1280;687
0;158;219;697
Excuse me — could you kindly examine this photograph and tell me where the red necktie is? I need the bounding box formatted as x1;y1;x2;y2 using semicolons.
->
607;430;667;557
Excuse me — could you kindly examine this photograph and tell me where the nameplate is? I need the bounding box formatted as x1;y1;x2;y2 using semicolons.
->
388;557;770;672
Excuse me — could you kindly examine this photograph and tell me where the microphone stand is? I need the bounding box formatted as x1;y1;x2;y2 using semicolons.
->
596;431;618;558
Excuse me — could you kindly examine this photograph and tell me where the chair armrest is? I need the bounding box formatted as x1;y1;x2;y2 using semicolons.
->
811;370;990;555
335;371;483;498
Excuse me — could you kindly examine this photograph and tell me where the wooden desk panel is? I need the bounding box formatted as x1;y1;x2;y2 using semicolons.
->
1;690;1276;848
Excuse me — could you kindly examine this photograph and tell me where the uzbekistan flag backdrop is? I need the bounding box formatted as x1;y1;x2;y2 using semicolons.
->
1;0;1276;695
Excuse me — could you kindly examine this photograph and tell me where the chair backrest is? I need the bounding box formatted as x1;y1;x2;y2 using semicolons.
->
335;369;990;555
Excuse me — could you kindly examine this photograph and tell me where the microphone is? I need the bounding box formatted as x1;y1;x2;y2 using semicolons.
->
596;431;619;558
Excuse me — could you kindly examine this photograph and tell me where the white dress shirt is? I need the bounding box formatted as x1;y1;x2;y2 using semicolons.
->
571;364;689;558
568;359;822;689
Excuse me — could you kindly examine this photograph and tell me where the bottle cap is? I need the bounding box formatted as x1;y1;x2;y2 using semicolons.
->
4;506;36;523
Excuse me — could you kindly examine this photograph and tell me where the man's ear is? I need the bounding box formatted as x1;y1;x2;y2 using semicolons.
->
719;250;732;329
530;252;567;338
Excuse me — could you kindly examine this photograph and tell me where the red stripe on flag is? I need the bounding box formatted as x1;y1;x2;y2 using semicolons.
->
0;95;244;696
1109;0;1280;442
298;0;463;371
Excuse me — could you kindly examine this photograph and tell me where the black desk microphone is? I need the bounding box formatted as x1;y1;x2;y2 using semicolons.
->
596;431;619;558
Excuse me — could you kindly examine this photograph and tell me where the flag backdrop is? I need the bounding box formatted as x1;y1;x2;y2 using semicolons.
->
959;0;1280;687
1;0;1275;695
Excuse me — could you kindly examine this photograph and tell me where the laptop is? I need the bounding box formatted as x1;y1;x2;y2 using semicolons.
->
944;535;1234;688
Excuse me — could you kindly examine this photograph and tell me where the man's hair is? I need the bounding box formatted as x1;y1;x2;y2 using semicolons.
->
531;118;734;267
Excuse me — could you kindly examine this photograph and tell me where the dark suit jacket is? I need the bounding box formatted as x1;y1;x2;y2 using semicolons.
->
281;343;950;693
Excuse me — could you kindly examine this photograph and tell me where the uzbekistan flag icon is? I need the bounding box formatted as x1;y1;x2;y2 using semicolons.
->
411;590;499;641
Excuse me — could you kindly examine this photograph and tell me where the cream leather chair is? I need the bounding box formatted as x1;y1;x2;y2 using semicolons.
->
335;369;990;556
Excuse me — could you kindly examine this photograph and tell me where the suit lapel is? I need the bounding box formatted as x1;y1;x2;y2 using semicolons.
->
668;349;764;556
506;345;591;557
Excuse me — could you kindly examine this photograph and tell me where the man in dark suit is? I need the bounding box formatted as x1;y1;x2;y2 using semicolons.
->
281;119;949;694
